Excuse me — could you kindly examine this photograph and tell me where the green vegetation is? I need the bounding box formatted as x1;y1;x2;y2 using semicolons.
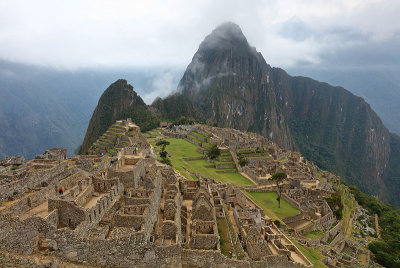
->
349;185;400;267
222;205;245;260
206;144;221;160
170;116;196;127
155;139;171;165
150;138;252;186
10;166;18;170
324;190;344;220
289;238;328;268
238;156;248;167
151;93;200;121
303;230;324;240
244;191;299;220
119;105;160;132
192;131;208;139
217;217;233;258
271;172;287;208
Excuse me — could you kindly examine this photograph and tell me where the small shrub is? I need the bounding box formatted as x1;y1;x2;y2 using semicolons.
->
273;220;281;228
207;144;221;160
238;157;248;167
13;190;19;195
10;166;18;170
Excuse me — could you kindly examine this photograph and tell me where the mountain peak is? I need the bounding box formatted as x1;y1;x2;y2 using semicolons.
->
199;22;249;51
211;22;244;39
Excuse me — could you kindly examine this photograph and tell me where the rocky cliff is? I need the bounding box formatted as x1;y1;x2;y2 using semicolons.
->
272;68;390;198
176;22;293;149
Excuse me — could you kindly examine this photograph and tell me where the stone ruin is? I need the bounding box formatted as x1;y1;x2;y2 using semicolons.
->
1;121;372;267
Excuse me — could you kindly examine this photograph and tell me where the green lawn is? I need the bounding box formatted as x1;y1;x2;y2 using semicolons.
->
217;217;233;258
154;138;253;186
192;131;208;139
303;230;325;240
289;238;328;268
244;191;300;220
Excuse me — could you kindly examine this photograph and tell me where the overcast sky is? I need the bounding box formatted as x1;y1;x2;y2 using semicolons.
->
0;0;399;71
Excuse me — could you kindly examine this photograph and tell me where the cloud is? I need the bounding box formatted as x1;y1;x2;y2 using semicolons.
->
0;0;398;73
141;68;182;104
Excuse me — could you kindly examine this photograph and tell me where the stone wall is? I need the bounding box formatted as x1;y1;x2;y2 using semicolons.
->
0;251;42;267
0;162;73;202
281;193;302;210
48;199;86;229
93;176;120;193
0;216;38;254
75;184;95;207
182;156;205;161
283;213;305;225
108;159;146;188
190;233;219;250
1;186;53;216
162;220;177;239
215;163;236;169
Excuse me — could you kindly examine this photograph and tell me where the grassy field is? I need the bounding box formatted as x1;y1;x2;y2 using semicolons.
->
303;230;325;240
289;238;328;268
152;138;253;186
244;191;300;220
336;184;358;237
217;217;233;258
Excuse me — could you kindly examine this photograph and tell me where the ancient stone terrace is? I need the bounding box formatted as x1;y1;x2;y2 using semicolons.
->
88;118;149;156
282;185;336;234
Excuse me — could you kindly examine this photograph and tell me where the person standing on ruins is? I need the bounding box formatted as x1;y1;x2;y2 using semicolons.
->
58;187;63;195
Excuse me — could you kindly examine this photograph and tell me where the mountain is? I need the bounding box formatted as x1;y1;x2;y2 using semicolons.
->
286;67;400;135
79;79;160;154
154;22;399;206
173;22;293;149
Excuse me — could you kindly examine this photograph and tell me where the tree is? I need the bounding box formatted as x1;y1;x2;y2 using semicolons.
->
156;139;171;165
207;144;221;160
271;172;287;208
170;116;196;127
156;140;170;151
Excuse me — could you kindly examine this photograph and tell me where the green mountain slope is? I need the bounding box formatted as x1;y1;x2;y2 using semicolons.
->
80;79;159;154
272;69;390;197
151;93;199;121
